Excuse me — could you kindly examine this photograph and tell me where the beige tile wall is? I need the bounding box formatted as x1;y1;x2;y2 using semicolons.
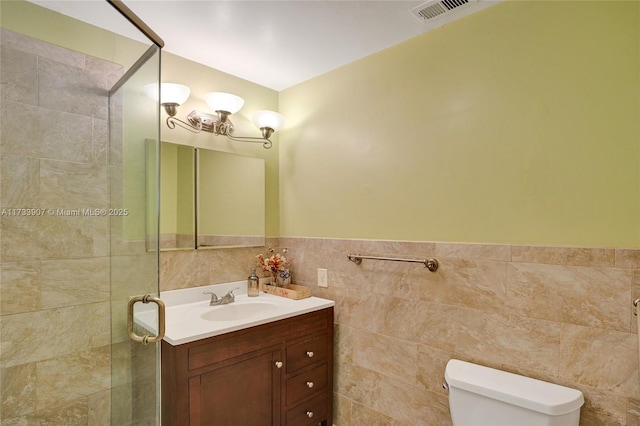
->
159;238;640;424
0;29;123;425
160;238;279;291
273;237;640;425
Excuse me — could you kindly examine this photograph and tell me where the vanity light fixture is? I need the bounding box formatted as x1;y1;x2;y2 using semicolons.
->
144;83;284;149
143;82;191;117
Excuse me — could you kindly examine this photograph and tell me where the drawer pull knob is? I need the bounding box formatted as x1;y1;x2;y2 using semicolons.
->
306;351;314;358
306;411;314;418
306;381;314;388
275;361;283;369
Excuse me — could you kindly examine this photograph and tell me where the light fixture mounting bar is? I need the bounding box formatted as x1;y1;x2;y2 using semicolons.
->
187;110;223;133
166;116;202;133
186;110;273;149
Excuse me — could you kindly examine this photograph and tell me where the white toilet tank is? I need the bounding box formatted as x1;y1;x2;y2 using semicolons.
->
445;359;584;426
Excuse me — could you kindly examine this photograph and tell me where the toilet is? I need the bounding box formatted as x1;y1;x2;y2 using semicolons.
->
444;359;584;426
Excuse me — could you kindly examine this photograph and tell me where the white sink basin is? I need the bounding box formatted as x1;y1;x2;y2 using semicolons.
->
201;301;280;321
134;281;335;345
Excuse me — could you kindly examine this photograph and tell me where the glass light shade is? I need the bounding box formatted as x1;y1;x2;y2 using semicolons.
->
252;110;285;131
143;83;190;105
204;92;245;114
161;83;190;105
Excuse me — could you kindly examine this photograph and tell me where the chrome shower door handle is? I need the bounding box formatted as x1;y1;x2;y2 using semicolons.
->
127;294;166;345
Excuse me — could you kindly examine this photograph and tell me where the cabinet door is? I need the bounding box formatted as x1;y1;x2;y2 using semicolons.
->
189;350;281;426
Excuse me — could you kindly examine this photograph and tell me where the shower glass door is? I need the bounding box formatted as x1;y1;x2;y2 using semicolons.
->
109;45;162;425
0;1;163;424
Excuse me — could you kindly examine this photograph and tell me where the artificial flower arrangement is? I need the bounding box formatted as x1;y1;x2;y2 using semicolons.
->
256;247;292;287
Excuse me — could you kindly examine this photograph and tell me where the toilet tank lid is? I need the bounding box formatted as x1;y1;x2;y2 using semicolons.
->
444;359;584;416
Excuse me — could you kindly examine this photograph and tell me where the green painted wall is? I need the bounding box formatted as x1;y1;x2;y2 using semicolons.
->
279;1;640;248
5;0;639;248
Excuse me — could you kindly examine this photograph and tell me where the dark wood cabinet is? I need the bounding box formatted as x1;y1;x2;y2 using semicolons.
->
162;307;334;426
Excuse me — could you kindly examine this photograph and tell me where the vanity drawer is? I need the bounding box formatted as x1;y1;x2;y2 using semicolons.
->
285;392;328;426
286;363;328;406
285;333;328;373
188;310;328;371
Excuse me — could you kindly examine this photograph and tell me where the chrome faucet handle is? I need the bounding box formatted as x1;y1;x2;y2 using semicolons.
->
202;291;219;305
222;287;240;303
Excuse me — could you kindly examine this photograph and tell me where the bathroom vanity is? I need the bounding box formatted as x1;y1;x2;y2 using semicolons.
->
142;283;335;426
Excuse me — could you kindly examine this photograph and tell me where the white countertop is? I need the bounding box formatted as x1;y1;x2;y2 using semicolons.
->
135;281;335;345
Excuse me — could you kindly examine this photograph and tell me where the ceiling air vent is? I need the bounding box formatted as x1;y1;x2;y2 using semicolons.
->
411;0;471;22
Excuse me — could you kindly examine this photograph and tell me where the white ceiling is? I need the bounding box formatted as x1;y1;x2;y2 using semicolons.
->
28;0;498;91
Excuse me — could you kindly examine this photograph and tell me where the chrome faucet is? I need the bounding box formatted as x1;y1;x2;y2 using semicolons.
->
203;287;239;306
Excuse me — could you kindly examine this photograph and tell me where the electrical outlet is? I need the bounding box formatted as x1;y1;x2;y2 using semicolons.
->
317;268;328;288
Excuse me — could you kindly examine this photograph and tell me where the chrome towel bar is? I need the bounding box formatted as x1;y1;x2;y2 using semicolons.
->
347;254;439;272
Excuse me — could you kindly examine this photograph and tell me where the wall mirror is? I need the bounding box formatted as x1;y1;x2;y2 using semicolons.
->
160;142;196;250
196;149;265;249
159;141;265;250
